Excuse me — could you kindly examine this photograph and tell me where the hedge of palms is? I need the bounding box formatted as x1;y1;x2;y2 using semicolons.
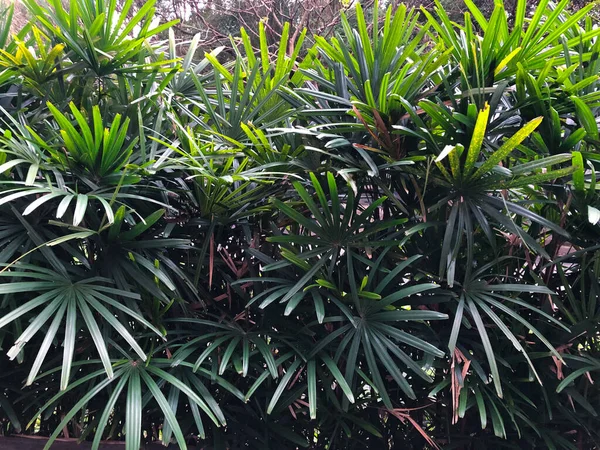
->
0;0;599;448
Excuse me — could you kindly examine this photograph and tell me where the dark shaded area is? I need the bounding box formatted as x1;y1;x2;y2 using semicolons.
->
0;436;176;450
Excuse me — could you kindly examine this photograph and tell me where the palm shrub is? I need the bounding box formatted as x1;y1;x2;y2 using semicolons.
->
0;0;599;448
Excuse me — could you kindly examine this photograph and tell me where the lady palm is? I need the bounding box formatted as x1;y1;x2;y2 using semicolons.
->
0;0;599;449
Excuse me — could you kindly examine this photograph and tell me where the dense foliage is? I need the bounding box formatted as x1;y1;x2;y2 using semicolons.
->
0;0;599;448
